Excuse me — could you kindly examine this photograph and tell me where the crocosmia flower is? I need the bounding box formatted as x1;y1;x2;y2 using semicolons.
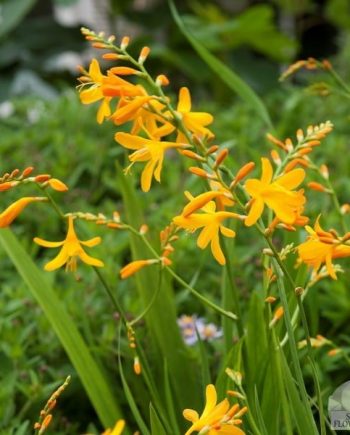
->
183;384;246;435
244;157;306;226
297;217;350;279
115;132;186;192
34;216;104;272
173;191;239;265
102;419;125;435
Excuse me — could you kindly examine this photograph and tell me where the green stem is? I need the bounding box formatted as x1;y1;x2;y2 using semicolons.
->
129;266;163;326
220;237;243;335
125;224;237;320
273;259;318;434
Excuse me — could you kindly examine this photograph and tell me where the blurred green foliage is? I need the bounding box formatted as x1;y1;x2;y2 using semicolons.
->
1;0;350;433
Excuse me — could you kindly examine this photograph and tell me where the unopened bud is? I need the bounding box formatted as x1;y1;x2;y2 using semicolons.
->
138;46;150;63
231;162;255;188
206;145;219;155
296;128;304;142
133;356;141;375
22;166;34;177
180;149;205;162
189;167;216;179
214;148;229;168
120;36;130;50
156;74;169;86
266;133;286;150
308;181;328;193
320;164;329;179
285;138;294;152
265;296;276;303
295;286;304;296
102;53;120;60
35;174;51;183
271;150;281;165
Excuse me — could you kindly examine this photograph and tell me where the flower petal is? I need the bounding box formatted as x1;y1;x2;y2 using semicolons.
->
44;247;69;271
261;158;273;184
141;159;158;192
177;87;191;112
210;233;226;265
183;409;199;423
81;237;102;247
115;132;147;150
34;237;64;248
276;168;305;189
79;250;104;268
245;198;264;226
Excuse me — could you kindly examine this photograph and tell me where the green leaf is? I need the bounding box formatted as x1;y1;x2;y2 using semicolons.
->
117;166;201;412
118;326;150;435
0;229;123;429
150;403;167;435
169;0;273;129
0;0;37;38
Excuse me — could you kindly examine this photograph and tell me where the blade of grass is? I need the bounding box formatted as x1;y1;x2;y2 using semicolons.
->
169;0;273;129
150;403;167;435
0;228;123;429
118;325;150;435
117;167;201;410
163;360;181;435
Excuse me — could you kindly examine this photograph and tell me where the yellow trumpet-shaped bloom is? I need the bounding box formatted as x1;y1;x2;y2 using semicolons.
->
0;197;46;228
79;58;112;124
183;384;246;435
102;420;125;435
297;217;350;279
244;158;306;226
173;192;239;265
176;87;214;143
115;132;185;192
34;216;104;272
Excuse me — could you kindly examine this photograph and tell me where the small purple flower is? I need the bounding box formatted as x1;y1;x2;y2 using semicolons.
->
177;314;222;345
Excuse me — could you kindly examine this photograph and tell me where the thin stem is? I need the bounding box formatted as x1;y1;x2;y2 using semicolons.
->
125;224;237;320
129;266;163;326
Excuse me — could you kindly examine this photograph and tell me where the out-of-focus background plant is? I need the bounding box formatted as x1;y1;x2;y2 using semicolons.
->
1;0;350;434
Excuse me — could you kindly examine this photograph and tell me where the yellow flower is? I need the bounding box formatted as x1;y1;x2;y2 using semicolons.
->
79;58;112;124
34;216;104;271
244;158;306;226
173;191;239;265
176;87;214;142
115;132;185;192
297;217;350;279
0;197;46;228
183;384;246;435
102;420;125;435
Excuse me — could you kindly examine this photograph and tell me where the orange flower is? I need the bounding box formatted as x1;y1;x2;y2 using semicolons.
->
115;132;185;192
244;158;306;226
297;217;350;279
183;384;246;435
173;192;239;265
0;197;46;228
79;59;112;124
34;216;104;272
176;87;214;143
